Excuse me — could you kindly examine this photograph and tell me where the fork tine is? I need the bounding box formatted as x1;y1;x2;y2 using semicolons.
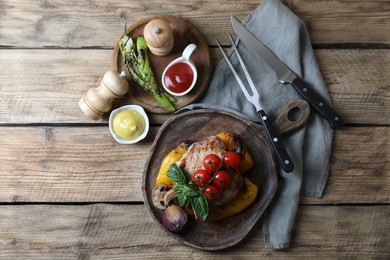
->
215;38;251;101
227;33;259;99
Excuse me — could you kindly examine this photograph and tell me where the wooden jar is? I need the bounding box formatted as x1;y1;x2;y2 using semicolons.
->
143;19;174;56
79;70;129;120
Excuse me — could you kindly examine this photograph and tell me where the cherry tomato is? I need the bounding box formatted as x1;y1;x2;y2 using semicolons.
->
192;169;212;187
203;184;219;200
223;151;241;170
203;154;222;173
213;169;231;189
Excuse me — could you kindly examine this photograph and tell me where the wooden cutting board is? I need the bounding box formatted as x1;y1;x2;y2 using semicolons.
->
112;16;212;114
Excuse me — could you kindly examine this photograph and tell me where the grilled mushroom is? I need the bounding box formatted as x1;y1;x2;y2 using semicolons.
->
152;184;179;210
163;189;178;206
152;184;168;210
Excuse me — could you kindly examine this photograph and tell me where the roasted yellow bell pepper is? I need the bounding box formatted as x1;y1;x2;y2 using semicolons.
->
206;177;258;222
238;146;254;173
155;143;187;188
216;131;237;151
216;132;254;173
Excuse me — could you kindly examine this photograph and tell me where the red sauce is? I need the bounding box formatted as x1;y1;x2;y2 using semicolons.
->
163;62;194;94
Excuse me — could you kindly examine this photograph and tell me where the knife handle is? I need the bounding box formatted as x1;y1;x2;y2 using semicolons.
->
291;77;344;129
257;109;294;173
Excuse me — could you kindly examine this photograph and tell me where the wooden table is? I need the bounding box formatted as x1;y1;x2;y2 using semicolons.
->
0;0;389;258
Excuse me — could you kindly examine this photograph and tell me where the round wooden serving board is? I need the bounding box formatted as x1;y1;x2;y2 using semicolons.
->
112;16;212;114
142;109;278;250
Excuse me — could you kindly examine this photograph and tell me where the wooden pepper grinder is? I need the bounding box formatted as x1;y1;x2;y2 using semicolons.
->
143;19;174;56
79;70;129;120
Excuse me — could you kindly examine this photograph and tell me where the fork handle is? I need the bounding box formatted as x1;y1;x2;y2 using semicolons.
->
257;109;294;173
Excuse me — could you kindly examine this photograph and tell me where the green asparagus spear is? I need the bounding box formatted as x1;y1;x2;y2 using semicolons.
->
119;35;150;91
135;37;151;77
119;32;176;111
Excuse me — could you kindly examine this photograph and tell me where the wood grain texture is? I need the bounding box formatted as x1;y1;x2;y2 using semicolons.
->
302;126;390;204
0;126;155;203
0;49;389;124
283;0;390;45
0;204;388;259
0;126;388;204
0;0;389;257
1;0;389;48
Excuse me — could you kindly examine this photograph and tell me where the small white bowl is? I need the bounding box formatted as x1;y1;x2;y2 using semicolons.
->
109;105;149;144
162;43;198;97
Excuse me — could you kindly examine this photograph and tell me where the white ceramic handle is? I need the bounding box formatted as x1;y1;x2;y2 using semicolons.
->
182;44;197;60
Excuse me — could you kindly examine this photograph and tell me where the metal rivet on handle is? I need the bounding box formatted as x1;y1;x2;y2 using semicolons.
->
273;138;278;142
285;160;290;165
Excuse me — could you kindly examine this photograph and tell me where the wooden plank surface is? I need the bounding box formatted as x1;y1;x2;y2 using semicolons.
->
0;126;388;204
283;0;390;46
1;0;389;48
0;49;389;124
0;0;389;258
0;204;388;259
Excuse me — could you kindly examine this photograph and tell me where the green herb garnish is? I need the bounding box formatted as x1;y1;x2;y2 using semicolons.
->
167;164;209;221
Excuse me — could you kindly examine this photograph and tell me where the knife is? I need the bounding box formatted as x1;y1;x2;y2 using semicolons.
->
231;16;344;129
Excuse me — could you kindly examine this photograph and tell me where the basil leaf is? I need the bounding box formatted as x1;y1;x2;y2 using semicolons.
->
191;193;209;221
173;184;197;198
172;183;184;193
167;164;208;221
181;185;198;197
177;193;190;208
187;180;196;189
167;164;189;185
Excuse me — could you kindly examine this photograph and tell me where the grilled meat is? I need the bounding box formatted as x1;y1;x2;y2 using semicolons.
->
176;136;244;206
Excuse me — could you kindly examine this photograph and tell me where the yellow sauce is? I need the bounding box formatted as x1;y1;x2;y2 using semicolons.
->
112;110;145;140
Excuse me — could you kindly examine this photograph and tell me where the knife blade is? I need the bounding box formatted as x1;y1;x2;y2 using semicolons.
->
231;16;344;129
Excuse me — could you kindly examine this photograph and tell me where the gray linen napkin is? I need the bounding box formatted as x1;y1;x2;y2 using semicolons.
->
184;0;334;249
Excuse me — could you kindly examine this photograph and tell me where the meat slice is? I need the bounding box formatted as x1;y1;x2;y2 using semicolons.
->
210;167;243;206
177;136;226;176
176;136;244;206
